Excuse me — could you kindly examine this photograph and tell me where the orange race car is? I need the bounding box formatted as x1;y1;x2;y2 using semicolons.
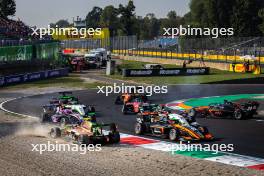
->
115;93;148;105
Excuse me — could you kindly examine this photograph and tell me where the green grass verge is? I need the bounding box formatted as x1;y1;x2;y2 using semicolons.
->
109;60;264;85
0;74;107;90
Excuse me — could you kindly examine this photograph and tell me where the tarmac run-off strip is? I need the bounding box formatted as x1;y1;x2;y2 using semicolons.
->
1;94;264;171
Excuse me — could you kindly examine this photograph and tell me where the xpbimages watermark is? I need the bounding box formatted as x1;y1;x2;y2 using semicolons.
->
31;25;102;39
163;25;234;38
97;83;168;96
170;142;234;154
31;141;102;155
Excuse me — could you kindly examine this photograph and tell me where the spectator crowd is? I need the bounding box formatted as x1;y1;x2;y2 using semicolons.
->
0;17;32;40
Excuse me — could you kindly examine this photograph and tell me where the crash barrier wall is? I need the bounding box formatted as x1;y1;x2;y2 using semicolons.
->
116;55;230;71
0;42;60;63
0;68;69;87
112;49;264;64
0;45;33;62
122;67;210;77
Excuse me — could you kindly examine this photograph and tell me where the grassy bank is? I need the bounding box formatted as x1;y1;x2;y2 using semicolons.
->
0;74;106;90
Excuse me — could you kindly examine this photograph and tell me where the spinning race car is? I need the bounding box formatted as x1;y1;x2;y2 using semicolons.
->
49;121;120;145
42;106;96;126
135;113;213;142
189;100;259;120
42;92;96;124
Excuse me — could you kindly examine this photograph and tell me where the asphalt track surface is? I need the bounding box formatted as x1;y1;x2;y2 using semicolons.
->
2;85;264;158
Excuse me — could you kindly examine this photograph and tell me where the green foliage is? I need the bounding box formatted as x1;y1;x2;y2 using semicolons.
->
188;0;264;36
0;0;16;18
100;5;119;36
50;19;71;28
86;7;102;28
119;0;136;35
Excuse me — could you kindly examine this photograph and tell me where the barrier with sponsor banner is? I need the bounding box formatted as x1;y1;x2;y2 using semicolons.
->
0;68;69;87
122;67;210;77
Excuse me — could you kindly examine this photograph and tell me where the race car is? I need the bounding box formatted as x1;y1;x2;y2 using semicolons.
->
49;121;120;145
43;92;96;118
189;100;260;120
49;92;79;105
41;105;96;125
135;113;213;142
115;88;148;105
64;104;96;117
42;107;84;125
122;96;148;114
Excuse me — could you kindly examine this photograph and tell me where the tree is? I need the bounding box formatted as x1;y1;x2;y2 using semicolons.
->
140;13;160;39
100;5;119;36
188;0;264;36
167;11;177;20
86;7;102;28
0;0;16;18
119;0;136;35
231;0;263;36
50;19;70;28
258;8;264;34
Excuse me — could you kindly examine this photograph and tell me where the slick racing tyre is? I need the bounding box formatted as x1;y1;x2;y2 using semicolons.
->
109;132;120;143
115;96;123;105
135;123;145;135
169;128;178;141
122;105;128;114
234;109;243;120
41;113;50;123
50;127;61;138
88;106;95;113
110;123;117;133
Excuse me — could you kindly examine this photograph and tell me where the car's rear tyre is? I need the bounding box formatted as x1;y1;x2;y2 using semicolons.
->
41;113;50;123
50;127;61;138
169;129;178;141
234;109;243;120
110;123;117;133
115;96;123;105
88;106;95;113
122;105;128;114
135;123;145;135
109;132;120;143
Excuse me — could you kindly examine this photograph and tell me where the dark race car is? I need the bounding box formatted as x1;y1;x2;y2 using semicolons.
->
190;100;260;120
135;113;213;142
49;92;79;105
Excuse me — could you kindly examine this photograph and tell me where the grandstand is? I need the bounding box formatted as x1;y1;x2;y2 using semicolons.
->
0;17;33;40
0;17;63;77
